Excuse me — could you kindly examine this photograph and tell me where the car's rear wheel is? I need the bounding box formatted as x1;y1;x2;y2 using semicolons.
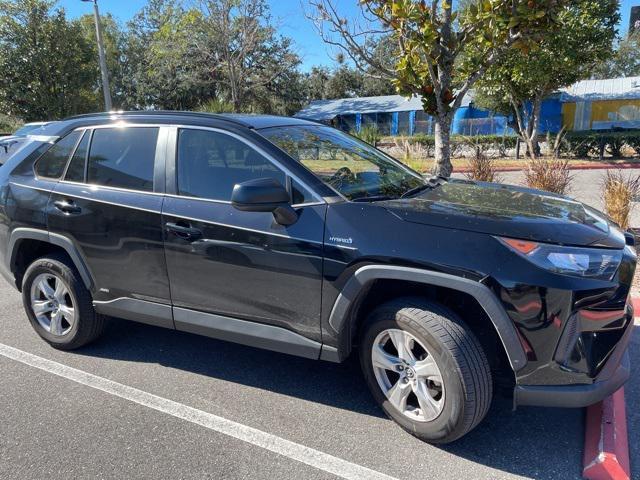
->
360;298;492;443
22;254;105;350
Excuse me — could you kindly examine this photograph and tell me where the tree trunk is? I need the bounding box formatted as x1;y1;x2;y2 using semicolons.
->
433;114;453;178
527;96;543;159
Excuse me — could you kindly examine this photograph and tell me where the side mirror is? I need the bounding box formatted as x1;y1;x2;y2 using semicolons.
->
231;178;298;226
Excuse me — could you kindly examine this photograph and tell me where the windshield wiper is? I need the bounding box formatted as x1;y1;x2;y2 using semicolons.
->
351;195;396;202
400;175;448;198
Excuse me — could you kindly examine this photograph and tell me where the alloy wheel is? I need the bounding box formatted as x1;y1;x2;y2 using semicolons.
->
29;273;76;336
371;328;445;422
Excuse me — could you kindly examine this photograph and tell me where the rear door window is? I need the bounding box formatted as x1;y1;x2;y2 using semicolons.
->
87;127;159;191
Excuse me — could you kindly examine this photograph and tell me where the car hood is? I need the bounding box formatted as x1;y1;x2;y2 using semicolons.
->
381;179;626;248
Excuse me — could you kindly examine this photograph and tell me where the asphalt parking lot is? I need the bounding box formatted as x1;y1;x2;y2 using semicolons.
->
1;277;638;480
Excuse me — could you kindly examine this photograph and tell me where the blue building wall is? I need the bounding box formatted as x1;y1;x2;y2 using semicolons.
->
341;97;563;137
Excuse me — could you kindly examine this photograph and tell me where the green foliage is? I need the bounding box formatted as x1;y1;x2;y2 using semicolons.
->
593;31;640;79
197;97;235;113
304;64;395;101
78;12;127;109
561;131;640;158
0;0;98;120
473;0;618;155
0;0;321;117
352;125;381;145
362;0;566;115
627;136;640;157
0;114;22;134
383;134;518;153
353;0;568;177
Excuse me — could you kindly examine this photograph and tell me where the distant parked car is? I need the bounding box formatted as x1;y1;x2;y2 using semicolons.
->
0;121;52;165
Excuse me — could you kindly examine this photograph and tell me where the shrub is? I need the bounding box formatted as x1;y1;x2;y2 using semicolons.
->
464;149;502;183
562;131;600;158
562;130;640;158
392;138;431;161
198;98;234;113
352;125;381;146
381;134;517;157
523;157;572;195
602;171;640;230
624;135;640;157
604;135;625;158
0;114;22;135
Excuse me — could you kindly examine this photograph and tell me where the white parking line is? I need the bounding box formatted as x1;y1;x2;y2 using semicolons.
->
0;343;397;480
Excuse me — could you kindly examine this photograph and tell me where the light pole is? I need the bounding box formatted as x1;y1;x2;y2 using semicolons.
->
82;0;112;111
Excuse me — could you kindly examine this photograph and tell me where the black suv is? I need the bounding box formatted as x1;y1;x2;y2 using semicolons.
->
0;112;634;443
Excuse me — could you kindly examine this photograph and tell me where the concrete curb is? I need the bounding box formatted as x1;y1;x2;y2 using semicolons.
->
454;163;640;174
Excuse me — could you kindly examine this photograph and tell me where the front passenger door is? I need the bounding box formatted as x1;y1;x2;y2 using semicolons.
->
162;127;326;343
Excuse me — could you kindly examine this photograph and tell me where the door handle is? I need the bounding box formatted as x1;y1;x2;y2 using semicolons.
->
166;222;202;241
53;199;81;214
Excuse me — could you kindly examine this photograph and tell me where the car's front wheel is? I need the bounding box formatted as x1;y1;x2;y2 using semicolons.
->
22;254;105;350
360;298;492;443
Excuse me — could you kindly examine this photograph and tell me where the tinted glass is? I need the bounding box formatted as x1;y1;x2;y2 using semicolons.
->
87;127;158;191
177;129;286;201
65;130;89;182
35;131;81;179
260;125;424;201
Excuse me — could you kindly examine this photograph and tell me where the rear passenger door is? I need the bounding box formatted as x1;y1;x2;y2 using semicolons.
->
162;127;327;343
47;125;172;325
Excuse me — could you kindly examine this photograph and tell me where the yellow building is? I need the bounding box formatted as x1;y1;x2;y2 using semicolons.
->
561;77;640;131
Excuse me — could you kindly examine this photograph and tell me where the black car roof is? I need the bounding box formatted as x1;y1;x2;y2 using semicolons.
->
57;111;321;132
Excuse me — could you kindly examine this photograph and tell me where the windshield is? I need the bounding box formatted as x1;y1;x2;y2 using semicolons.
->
260;125;425;201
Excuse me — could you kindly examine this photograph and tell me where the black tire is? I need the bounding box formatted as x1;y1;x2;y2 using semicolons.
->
22;253;105;350
360;297;492;444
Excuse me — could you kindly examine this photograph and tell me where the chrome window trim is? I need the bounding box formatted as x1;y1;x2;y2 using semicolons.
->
12;181;324;244
27;134;59;143
255;128;348;202
85;125;161;193
33;129;85;181
163;192;324;209
60;129;89;180
57;179;166;197
257;125;426;202
173;125;324;204
61;123;326;204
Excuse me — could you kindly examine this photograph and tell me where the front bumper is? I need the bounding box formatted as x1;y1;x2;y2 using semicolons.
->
514;350;630;407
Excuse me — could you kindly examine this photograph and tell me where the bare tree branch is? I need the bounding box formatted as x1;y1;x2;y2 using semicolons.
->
304;0;395;79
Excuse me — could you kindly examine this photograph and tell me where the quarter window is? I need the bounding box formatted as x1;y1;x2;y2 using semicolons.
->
177;129;286;202
64;130;90;182
87;127;158;191
35;131;82;179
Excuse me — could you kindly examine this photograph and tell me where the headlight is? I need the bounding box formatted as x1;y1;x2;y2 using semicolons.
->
498;237;622;281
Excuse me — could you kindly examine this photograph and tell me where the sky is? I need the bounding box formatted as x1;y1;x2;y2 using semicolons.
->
59;0;638;72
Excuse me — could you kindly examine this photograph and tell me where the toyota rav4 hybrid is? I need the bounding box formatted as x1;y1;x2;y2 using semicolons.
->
0;112;635;443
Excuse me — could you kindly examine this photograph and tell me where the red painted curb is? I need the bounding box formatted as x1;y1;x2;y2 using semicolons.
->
582;296;634;480
583;388;630;480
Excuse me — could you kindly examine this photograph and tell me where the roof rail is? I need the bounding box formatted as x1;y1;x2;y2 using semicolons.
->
62;110;250;127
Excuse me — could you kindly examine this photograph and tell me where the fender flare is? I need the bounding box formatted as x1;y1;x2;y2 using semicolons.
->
7;227;94;290
326;265;527;373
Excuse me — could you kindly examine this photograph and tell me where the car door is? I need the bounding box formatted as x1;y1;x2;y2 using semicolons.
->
162;126;327;346
47;125;173;327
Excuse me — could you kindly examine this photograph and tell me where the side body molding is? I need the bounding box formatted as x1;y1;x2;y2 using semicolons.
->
326;265;527;372
7;227;94;290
